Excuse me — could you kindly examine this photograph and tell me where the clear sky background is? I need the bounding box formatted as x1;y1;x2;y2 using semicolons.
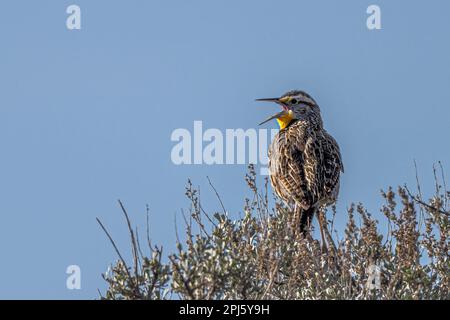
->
0;0;449;299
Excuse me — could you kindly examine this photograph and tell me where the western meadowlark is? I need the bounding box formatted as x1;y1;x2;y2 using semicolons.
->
257;90;344;241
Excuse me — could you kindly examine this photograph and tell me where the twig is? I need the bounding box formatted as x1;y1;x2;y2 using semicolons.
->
207;176;227;214
146;204;152;252
413;160;425;230
118;200;140;285
135;227;145;266
438;161;448;210
405;185;449;217
261;261;279;299
96;217;133;282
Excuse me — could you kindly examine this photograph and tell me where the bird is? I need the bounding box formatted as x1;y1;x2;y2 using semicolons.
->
256;90;344;240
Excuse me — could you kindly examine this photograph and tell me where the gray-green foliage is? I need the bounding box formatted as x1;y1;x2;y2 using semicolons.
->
100;165;449;300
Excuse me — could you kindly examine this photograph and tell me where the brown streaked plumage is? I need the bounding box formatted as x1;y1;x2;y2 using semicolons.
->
257;90;344;234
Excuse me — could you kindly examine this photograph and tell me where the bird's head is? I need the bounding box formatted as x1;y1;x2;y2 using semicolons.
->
256;90;320;129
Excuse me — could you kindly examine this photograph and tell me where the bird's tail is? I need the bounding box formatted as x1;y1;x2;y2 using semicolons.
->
298;206;315;234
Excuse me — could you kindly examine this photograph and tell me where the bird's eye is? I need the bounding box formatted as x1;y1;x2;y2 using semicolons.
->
291;99;298;104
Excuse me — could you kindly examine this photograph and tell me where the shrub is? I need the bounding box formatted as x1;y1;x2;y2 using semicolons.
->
98;165;449;300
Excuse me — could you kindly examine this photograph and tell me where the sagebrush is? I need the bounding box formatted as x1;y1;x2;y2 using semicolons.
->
98;164;449;300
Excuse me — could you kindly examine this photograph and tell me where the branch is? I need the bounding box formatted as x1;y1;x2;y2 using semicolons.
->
96;217;133;281
404;186;449;217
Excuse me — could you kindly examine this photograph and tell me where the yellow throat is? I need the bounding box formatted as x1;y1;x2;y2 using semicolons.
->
276;110;294;130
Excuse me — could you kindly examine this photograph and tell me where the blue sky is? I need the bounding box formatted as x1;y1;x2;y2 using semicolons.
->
0;0;449;299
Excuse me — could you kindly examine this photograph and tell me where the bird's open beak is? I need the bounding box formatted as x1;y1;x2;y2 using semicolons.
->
258;110;289;126
256;96;290;126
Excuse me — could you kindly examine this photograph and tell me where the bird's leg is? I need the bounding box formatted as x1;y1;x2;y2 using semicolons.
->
317;208;328;252
293;203;301;237
319;207;339;257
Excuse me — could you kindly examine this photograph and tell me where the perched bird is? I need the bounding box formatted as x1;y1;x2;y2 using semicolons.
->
257;90;344;237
